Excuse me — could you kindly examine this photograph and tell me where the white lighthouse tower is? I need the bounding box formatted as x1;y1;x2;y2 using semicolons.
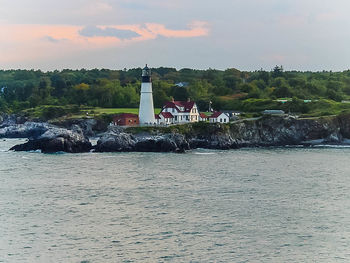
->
138;65;155;125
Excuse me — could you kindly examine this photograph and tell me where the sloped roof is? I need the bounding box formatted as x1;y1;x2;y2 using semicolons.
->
163;101;195;113
155;114;161;120
199;113;208;118
160;112;174;118
209;111;226;118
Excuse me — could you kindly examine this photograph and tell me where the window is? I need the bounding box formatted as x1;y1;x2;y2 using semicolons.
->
224;118;226;122
220;118;222;122
172;108;174;113
175;116;177;121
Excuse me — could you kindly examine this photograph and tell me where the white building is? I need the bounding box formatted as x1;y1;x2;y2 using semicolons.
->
139;65;156;125
199;113;209;122
155;112;174;125
161;99;200;124
209;112;230;123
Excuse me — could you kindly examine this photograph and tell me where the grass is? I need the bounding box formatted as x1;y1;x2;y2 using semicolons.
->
219;93;247;101
83;107;161;114
20;105;162;121
67;107;161;119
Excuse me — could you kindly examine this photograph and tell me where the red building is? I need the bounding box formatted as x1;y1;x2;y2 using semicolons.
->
113;113;139;126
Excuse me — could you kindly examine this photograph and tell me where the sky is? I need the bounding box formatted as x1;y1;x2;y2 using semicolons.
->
0;0;350;71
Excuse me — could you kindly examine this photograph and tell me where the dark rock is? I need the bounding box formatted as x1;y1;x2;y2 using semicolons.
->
134;137;177;152
7;114;350;153
10;126;91;153
95;132;136;152
95;131;190;153
51;118;108;137
0;122;50;138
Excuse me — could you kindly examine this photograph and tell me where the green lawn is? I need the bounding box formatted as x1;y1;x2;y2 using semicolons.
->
69;107;162;119
86;107;161;115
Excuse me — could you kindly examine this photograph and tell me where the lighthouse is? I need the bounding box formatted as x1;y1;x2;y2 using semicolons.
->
138;65;155;125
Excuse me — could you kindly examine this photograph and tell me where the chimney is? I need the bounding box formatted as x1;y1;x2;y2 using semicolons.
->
171;97;174;102
187;98;190;102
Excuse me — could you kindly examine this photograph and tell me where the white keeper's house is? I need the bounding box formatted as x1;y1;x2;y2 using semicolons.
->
156;98;200;125
209;111;230;123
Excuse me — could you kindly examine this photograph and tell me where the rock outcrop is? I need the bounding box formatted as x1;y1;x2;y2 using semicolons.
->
5;114;350;153
0;122;50;139
95;114;350;152
95;131;189;153
95;131;136;152
1;120;92;153
51;118;108;137
10;127;91;153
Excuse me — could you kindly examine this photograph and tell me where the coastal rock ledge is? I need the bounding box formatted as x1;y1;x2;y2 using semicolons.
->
10;127;91;153
6;113;350;153
95;114;350;152
94;131;190;153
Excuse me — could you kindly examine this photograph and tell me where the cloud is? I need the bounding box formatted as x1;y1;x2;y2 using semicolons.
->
0;21;209;66
146;21;209;38
78;0;113;16
43;36;67;43
79;25;140;39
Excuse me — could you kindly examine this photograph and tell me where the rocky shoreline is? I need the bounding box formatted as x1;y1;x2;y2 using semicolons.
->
2;113;350;153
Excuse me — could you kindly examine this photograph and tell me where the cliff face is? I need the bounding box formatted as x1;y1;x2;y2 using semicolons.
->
5;114;350;153
187;115;347;149
94;114;350;152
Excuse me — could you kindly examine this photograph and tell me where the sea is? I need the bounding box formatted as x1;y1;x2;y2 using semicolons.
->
1;139;350;262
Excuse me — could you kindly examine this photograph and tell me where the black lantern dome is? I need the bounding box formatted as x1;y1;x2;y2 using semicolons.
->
142;64;151;83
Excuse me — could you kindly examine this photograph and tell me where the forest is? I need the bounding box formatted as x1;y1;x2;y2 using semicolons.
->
1;66;350;118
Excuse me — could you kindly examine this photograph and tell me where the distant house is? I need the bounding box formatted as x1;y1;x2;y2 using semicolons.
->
199;113;209;122
155;112;174;125
113;113;139;126
262;110;285;115
174;82;189;88
222;110;242;121
222;110;242;116
161;99;200;124
209;112;230;123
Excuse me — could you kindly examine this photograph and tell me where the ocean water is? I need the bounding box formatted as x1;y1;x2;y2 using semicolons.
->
1;139;350;262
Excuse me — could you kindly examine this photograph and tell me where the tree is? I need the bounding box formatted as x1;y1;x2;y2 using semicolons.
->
73;83;90;105
171;86;189;101
272;65;284;78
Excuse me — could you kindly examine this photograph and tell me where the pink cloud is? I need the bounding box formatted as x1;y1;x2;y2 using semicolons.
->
146;21;209;38
0;22;209;64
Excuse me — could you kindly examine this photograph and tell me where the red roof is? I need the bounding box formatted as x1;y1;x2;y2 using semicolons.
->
155;114;161;120
160;112;174;118
209;111;224;118
163;101;195;113
199;113;208;118
115;113;138;118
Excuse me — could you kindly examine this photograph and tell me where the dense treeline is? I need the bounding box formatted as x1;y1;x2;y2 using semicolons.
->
1;66;350;115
